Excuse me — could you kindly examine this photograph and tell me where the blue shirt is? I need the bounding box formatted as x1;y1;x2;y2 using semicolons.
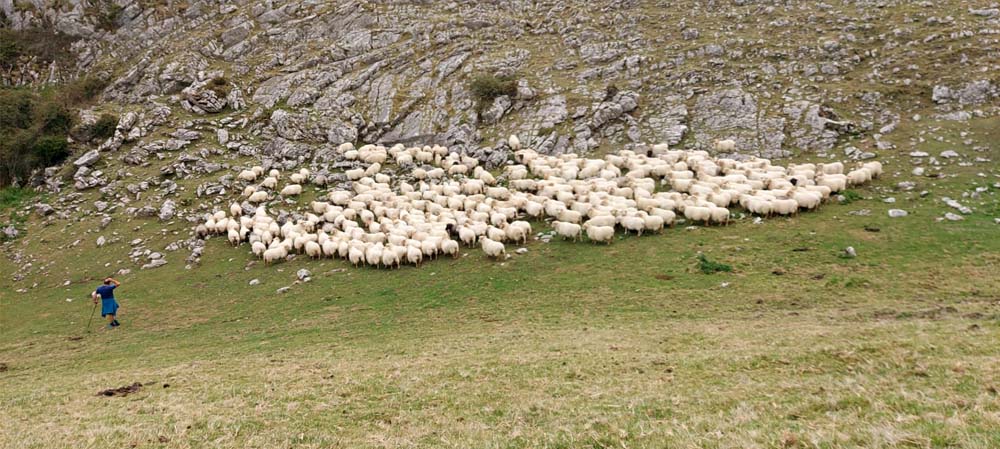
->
96;285;116;300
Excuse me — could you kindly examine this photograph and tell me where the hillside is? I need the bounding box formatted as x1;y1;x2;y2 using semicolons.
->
2;1;1000;448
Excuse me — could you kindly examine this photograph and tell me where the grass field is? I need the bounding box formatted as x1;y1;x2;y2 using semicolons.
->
2;117;999;448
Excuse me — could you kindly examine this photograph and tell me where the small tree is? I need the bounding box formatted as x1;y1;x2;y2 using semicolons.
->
469;74;516;113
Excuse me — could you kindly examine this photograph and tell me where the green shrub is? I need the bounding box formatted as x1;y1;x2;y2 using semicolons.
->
0;87;81;187
75;113;119;142
0;89;34;129
93;113;119;138
0;24;94;187
839;190;863;204
603;84;620;102
0;33;21;69
469;74;516;110
28;135;70;167
34;100;74;135
92;1;124;31
62;76;109;104
697;254;733;274
207;77;230;97
0;29;76;68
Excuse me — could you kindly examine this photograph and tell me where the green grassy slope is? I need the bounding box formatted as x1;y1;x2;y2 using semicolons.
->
1;118;999;448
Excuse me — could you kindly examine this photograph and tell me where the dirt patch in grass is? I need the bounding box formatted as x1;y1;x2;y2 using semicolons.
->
97;382;142;397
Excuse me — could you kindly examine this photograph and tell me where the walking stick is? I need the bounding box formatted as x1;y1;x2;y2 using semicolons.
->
86;301;98;333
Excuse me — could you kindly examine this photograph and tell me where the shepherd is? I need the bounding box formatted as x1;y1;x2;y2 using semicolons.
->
92;277;122;329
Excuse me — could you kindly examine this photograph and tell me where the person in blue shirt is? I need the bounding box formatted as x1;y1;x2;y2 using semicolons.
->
92;277;121;329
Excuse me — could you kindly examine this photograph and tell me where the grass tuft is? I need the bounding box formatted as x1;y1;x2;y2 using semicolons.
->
697;254;732;274
839;190;863;204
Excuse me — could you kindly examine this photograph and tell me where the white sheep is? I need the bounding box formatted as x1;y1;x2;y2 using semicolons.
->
481;237;506;259
713;139;736;152
304;241;322;259
206;145;882;272
248;191;269;203
441;239;460;258
238;170;257;182
585;224;614;244
280;184;303;196
508;134;521;151
263;247;287;265
251;241;267;258
552;221;582;241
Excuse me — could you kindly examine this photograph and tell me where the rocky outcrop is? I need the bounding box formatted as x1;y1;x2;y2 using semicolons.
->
690;88;786;157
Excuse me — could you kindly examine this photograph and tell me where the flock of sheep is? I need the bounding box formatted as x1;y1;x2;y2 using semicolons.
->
197;137;883;267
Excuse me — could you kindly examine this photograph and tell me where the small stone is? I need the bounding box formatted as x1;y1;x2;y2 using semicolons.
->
159;200;176;221
35;203;55;216
944;213;964;221
940;150;960;159
277;287;291;294
942;197;973;214
888;209;908;218
843;246;857;258
296;269;311;281
515;248;528;254
141;259;167;269
912;167;925;176
73;150;101;167
883;197;896;203
249;279;260;286
96;236;106;247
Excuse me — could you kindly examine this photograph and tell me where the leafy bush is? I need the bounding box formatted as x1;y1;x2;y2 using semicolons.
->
0;29;76;69
207;77;231;97
603;84;620;102
0;24;106;187
62;76;109;104
35;101;74;135
0;88;79;186
839;190;863;204
92;1;124;32
469;74;516;110
75;113;119;142
29;135;71;167
93;113;120;138
697;254;733;274
0;33;21;69
0;89;34;129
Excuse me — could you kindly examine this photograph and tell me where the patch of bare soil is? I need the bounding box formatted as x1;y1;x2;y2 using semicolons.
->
97;382;142;397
